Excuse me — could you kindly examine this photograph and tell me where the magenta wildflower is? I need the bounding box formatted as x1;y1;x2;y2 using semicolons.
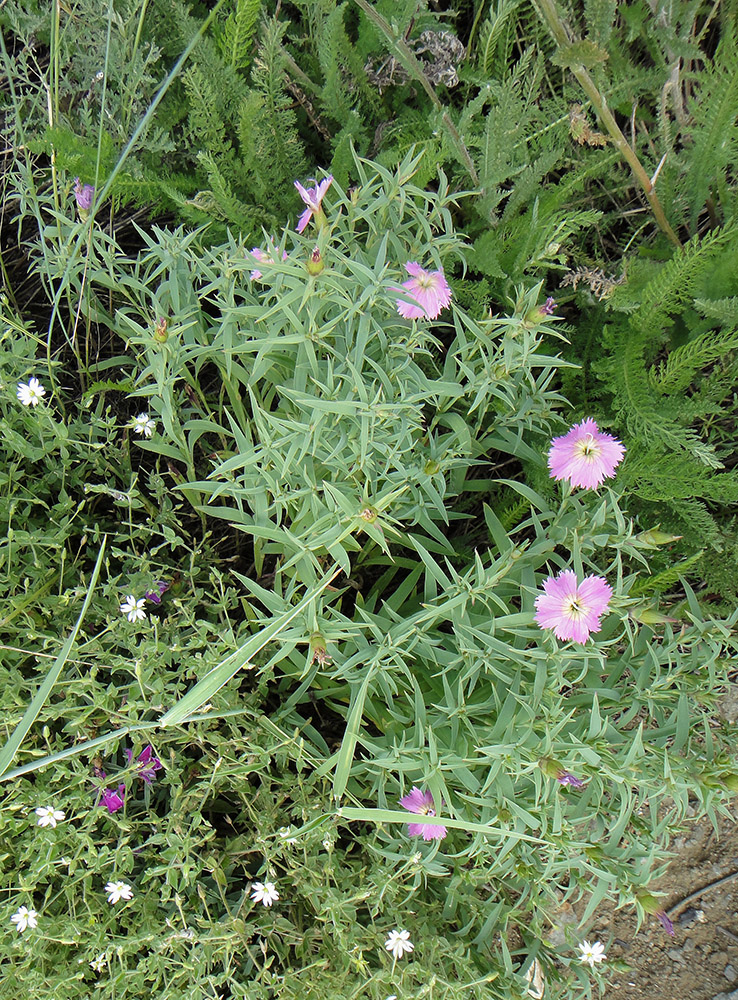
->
395;262;452;321
534;570;613;643
548;418;625;490
249;246;288;281
124;745;162;784
144;581;168;605
657;910;675;936
399;787;447;841
100;784;125;814
294;175;333;233
73;178;95;211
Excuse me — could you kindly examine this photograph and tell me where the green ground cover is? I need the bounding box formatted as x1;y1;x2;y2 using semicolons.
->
1;2;738;998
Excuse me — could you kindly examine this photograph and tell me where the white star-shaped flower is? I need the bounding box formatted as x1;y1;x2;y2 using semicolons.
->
120;595;147;623
277;826;298;845
250;881;279;907
89;953;107;972
35;805;65;828
578;939;606;968
105;880;134;904
384;929;414;960
129;413;156;438
17;378;46;406
10;906;38;933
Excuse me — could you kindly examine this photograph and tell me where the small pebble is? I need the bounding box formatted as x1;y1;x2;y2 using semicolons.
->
726;965;738;984
668;948;686;964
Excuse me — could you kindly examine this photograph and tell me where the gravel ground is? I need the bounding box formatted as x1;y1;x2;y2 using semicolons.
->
600;809;738;1000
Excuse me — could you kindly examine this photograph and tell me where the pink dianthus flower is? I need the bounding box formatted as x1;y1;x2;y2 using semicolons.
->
395;262;452;321
249;246;288;281
548;418;625;490
399;787;447;841
294;175;333;233
534;570;612;643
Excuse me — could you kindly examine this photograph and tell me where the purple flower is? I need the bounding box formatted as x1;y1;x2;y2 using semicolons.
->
399;787;447;841
144;581;168;605
73;178;95;211
534;570;613;643
294;175;333;233
100;784;125;814
548;418;625;490
395;262;452;321
124;745;162;784
657;910;675;936
556;771;586;789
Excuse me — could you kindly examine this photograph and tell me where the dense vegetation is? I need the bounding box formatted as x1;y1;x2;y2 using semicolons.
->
1;2;737;998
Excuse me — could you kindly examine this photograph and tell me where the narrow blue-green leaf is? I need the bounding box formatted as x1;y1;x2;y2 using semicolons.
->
158;565;341;727
0;539;107;779
337;806;544;843
332;667;375;802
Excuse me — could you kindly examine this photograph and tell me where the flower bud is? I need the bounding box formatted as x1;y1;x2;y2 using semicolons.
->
720;773;738;792
306;247;325;276
424;458;440;475
153;317;168;343
636;893;675;935
635;527;682;548
359;506;378;523
525;297;556;324
310;632;331;666
74;177;95;218
629;604;678;626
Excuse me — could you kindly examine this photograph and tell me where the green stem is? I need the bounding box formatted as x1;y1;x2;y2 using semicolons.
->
352;0;479;186
534;0;682;249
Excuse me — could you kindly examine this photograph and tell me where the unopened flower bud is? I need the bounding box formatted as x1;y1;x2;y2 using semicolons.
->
306;247;324;276
424;459;440;475
153;317;168;343
359;506;378;523
629;604;678;626
720;773;738;792
635;527;682;548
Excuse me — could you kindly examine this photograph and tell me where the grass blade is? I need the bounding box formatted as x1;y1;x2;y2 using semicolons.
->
158;565;342;727
0;538;107;779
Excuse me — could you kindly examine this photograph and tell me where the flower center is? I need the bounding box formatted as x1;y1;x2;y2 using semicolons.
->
577;433;601;459
419;804;436;816
416;273;435;290
565;596;585;618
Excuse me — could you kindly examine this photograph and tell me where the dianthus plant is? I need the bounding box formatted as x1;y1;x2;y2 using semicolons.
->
41;149;738;1000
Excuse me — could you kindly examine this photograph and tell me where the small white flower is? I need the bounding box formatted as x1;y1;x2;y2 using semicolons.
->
89;954;107;972
105;880;134;904
250;881;279;907
129;412;156;438
277;826;297;845
35;805;66;828
578;939;606;968
17;378;46;407
385;928;414;960
10;906;38;933
120;595;147;623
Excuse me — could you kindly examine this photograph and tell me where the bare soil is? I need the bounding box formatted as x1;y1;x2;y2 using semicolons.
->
601;809;738;1000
